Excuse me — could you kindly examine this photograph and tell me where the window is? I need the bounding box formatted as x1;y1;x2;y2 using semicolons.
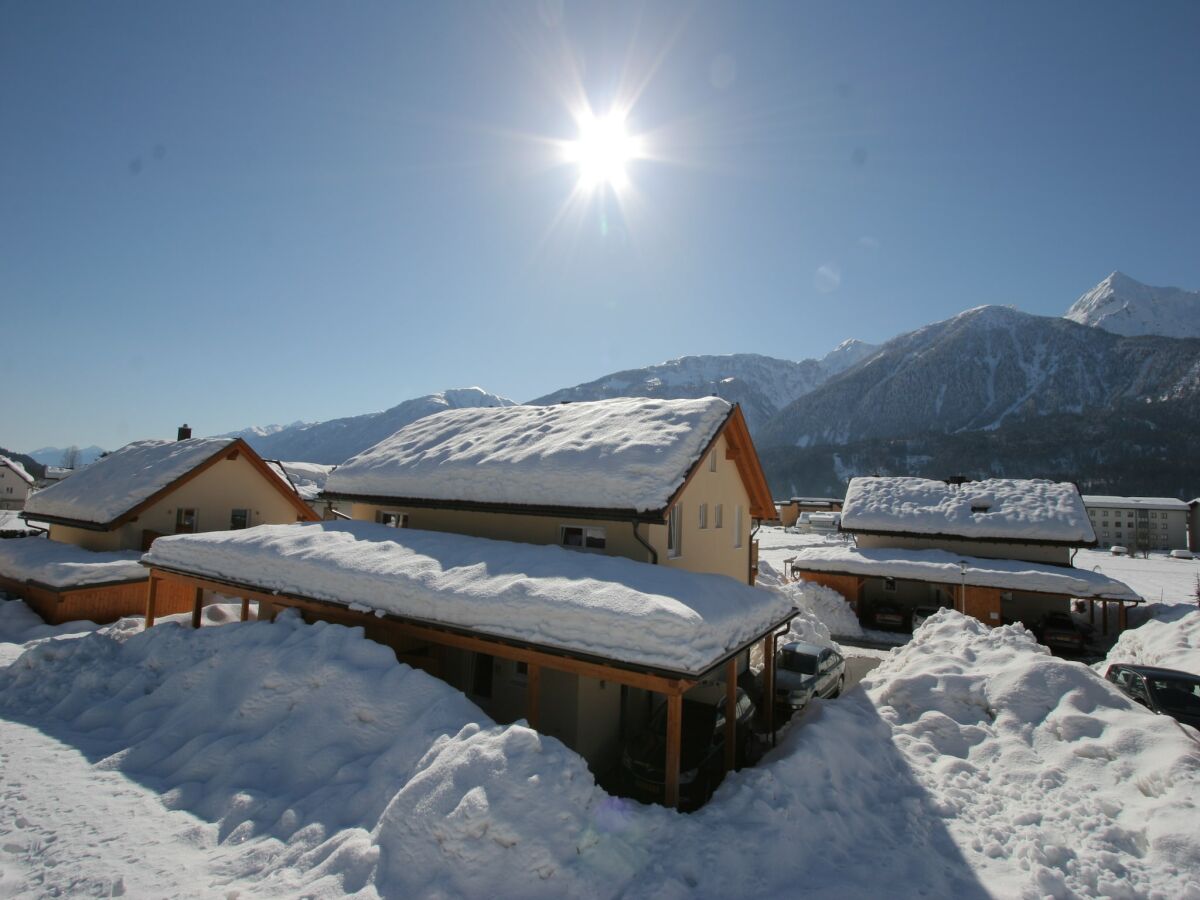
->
175;508;197;534
715;504;723;528
734;505;743;549
1150;512;1158;519
560;525;606;551
230;509;250;530
668;504;682;558
376;510;408;528
699;503;708;529
709;452;716;473
472;653;494;699
883;577;897;592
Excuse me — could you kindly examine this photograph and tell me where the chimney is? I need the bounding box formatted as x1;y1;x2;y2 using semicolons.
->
177;424;192;441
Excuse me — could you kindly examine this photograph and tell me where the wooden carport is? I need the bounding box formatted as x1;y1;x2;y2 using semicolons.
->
145;566;794;809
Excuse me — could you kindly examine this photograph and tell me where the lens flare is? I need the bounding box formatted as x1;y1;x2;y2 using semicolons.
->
564;110;642;191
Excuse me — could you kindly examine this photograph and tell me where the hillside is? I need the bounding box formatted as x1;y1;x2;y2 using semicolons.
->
225;388;515;464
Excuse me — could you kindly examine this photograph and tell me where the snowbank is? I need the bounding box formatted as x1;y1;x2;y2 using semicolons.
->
143;521;793;675
0;612;665;897
0;599;100;666
0;537;146;588
2;606;1199;897
1098;607;1200;676
324;396;732;513
789;544;1139;600
23;437;235;524
842;476;1095;543
270;460;334;501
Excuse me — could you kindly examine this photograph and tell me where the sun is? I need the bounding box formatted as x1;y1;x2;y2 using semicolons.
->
564;110;641;191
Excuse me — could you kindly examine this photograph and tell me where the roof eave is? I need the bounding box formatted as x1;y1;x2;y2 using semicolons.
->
317;492;666;523
840;525;1098;548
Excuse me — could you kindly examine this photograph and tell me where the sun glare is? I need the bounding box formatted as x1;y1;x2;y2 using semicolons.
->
565;111;641;191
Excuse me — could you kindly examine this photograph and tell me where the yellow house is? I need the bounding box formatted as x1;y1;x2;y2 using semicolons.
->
23;436;319;552
0;456;35;511
322;397;776;585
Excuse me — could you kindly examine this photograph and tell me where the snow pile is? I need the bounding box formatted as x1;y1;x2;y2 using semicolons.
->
1098;607;1200;676
0;612;665;897
842;476;1096;544
857;611;1200;898
325;396;732;512
0;537;146;588
23;437;235;524
0;599;100;666
789;544;1139;600
783;579;865;638
144;521;793;674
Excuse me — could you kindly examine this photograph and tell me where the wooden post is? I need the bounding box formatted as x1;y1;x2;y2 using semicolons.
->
664;692;682;809
239;597;250;622
191;587;204;629
765;631;777;747
1102;600;1109;636
1089;598;1095;625
1118;601;1128;632
527;663;541;730
145;576;159;628
724;658;737;774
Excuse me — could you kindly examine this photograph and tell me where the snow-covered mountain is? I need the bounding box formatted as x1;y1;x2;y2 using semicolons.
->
225;388;515;465
759;304;1200;449
1065;271;1200;339
528;345;877;432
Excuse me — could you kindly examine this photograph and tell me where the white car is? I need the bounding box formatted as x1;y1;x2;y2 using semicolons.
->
1170;549;1194;560
773;641;846;711
1110;545;1128;556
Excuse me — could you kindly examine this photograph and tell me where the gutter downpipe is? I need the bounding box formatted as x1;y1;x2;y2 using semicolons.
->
632;521;658;565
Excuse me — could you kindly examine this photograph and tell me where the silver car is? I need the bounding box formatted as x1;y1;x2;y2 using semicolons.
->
774;641;846;711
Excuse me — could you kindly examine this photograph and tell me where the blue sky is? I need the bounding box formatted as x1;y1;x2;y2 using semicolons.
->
3;1;1198;450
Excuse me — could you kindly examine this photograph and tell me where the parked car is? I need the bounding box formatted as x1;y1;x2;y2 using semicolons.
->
1035;611;1088;654
1170;549;1194;560
1110;545;1128;556
911;604;946;631
872;602;908;631
621;684;756;808
773;641;846;711
1105;664;1200;730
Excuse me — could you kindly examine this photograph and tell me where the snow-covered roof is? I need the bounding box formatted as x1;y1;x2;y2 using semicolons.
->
841;477;1096;544
1081;495;1190;512
0;456;34;485
268;461;334;502
23;438;236;526
0;538;146;589
789;545;1140;601
324;397;735;514
142;520;794;675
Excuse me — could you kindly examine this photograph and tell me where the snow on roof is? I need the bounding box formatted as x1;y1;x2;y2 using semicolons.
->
841;477;1096;544
789;545;1140;601
143;520;793;674
0;538;146;589
23;438;236;526
324;397;733;513
268;460;334;502
0;456;34;485
1081;495;1190;512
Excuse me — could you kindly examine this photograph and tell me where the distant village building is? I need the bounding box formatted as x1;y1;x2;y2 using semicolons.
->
38;465;78;488
1081;495;1190;554
2;434;320;624
788;477;1140;632
778;496;843;528
0;456;35;511
322;397;776;586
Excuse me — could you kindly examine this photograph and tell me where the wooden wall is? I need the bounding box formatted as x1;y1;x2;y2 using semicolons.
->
0;575;193;625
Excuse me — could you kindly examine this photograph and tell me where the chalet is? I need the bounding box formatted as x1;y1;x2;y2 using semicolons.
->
142;520;795;808
0;456;35;511
22;434;319;552
321;397;776;585
778;496;843;528
789;476;1140;632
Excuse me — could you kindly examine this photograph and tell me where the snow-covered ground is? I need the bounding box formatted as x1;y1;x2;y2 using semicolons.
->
1098;606;1200;677
1076;546;1200;609
3;596;1197;898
